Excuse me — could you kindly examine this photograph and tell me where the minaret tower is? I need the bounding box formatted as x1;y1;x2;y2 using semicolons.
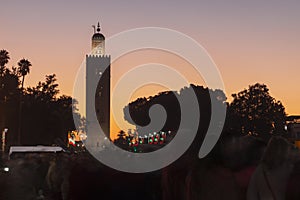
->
86;22;111;143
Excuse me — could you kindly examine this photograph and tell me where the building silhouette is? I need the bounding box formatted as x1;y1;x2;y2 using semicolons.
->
286;115;300;148
86;22;111;143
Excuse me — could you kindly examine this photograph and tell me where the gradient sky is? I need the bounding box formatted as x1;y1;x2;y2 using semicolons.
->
1;0;300;138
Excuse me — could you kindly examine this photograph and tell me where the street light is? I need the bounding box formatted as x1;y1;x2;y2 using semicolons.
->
2;128;8;153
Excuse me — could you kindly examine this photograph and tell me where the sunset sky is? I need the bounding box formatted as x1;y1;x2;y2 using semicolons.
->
1;1;300;138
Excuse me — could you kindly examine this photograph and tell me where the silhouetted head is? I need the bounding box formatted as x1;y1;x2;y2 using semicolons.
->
261;136;293;170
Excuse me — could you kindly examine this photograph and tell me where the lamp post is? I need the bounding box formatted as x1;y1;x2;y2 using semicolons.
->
2;128;8;153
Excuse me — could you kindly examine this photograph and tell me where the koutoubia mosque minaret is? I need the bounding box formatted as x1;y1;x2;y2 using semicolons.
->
86;22;111;143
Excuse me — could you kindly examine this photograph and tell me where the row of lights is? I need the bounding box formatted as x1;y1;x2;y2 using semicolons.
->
128;131;173;147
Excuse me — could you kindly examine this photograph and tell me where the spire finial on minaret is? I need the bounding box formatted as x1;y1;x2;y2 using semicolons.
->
97;22;101;33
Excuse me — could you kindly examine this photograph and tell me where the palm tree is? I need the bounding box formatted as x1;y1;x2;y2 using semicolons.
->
114;130;128;150
117;130;126;138
0;50;10;148
17;58;31;144
0;50;10;75
17;58;31;90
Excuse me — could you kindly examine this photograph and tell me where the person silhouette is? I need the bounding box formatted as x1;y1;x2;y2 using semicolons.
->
247;136;297;200
36;189;45;200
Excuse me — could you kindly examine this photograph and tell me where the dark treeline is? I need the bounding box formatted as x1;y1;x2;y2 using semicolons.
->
0;49;81;149
123;85;226;154
122;82;287;167
124;83;286;142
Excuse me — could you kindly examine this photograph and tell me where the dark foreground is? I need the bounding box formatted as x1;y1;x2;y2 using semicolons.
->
1;137;300;200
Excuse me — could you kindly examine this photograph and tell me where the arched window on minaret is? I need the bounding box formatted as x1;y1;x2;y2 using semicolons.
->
91;22;105;55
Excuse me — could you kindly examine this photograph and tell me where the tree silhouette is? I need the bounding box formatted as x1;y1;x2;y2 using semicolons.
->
124;84;227;157
124;85;226;134
0;50;81;147
0;49;10;74
226;83;286;139
117;130;126;138
113;130;128;150
27;74;59;102
22;74;76;145
17;58;31;90
0;51;20;147
16;58;32;144
124;90;181;134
